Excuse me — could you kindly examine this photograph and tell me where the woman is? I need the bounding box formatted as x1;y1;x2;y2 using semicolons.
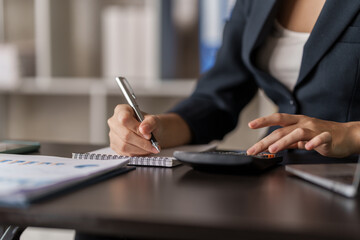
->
108;0;360;159
74;1;360;239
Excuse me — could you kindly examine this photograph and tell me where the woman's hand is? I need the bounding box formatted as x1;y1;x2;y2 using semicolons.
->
247;113;360;158
108;105;192;157
108;104;162;156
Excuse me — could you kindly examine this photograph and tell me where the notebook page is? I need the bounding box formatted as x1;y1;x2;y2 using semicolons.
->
89;143;217;158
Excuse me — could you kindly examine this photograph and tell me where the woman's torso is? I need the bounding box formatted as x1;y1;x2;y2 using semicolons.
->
256;0;325;92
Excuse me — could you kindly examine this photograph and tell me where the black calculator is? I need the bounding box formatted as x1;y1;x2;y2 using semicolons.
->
173;150;283;173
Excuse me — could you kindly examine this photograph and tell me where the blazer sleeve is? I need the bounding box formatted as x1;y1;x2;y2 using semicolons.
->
170;0;258;144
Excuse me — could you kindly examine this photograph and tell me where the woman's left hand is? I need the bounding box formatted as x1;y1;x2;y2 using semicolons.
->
247;113;360;158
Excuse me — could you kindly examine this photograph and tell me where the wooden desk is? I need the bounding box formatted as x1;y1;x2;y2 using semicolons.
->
0;142;360;240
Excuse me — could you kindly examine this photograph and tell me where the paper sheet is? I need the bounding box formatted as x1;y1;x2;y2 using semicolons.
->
90;143;218;158
0;154;129;204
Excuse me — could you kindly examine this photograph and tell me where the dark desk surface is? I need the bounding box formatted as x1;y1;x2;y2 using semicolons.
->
0;142;360;240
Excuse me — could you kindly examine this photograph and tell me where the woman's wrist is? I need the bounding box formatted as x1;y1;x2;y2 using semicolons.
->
345;121;360;155
157;113;192;148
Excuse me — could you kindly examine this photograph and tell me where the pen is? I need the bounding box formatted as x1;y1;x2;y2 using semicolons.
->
115;76;161;153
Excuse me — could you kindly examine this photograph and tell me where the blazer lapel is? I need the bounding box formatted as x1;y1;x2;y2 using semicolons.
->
243;0;277;62
296;0;360;88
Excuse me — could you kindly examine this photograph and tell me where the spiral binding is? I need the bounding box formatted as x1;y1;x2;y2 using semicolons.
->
72;153;174;167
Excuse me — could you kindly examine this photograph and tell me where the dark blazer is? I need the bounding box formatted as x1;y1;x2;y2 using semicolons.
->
171;0;360;144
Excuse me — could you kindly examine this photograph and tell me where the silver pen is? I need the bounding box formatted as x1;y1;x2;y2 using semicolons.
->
115;76;161;152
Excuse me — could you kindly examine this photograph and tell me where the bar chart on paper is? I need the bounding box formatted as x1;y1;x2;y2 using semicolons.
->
0;154;129;205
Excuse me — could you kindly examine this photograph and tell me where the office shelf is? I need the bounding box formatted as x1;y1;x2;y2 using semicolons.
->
5;77;196;97
0;78;197;145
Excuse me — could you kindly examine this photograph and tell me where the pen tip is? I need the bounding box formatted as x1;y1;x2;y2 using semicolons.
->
153;144;161;153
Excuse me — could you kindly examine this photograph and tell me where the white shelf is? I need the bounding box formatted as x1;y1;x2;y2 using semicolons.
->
107;78;197;97
2;77;197;97
0;77;197;144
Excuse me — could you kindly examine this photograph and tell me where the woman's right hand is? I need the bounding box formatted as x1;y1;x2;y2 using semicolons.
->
107;104;161;156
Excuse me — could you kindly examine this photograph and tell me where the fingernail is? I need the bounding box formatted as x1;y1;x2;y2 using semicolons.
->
247;148;255;155
143;134;151;140
248;121;257;128
152;147;159;153
269;145;278;153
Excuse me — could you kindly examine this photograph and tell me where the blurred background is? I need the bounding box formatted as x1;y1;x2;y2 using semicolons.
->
0;0;275;152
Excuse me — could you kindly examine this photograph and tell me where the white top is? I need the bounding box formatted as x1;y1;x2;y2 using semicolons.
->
256;21;310;92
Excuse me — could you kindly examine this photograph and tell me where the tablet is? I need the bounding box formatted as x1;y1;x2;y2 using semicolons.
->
0;140;40;154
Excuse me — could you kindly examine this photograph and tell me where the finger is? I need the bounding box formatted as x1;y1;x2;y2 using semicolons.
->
110;132;146;156
247;126;296;155
248;113;301;129
109;131;158;156
112;139;154;156
305;132;332;150
112;105;143;137
108;116;140;141
120;128;158;154
285;141;308;149
110;105;159;154
108;116;157;153
139;115;159;140
297;141;308;149
288;143;299;149
114;104;133;116
268;128;315;153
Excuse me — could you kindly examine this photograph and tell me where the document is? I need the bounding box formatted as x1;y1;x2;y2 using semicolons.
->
0;154;129;205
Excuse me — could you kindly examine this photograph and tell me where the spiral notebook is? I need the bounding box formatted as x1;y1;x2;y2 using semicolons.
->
72;144;217;168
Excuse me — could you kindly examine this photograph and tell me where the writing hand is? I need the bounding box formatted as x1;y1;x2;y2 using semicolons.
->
247;113;360;158
108;104;161;156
